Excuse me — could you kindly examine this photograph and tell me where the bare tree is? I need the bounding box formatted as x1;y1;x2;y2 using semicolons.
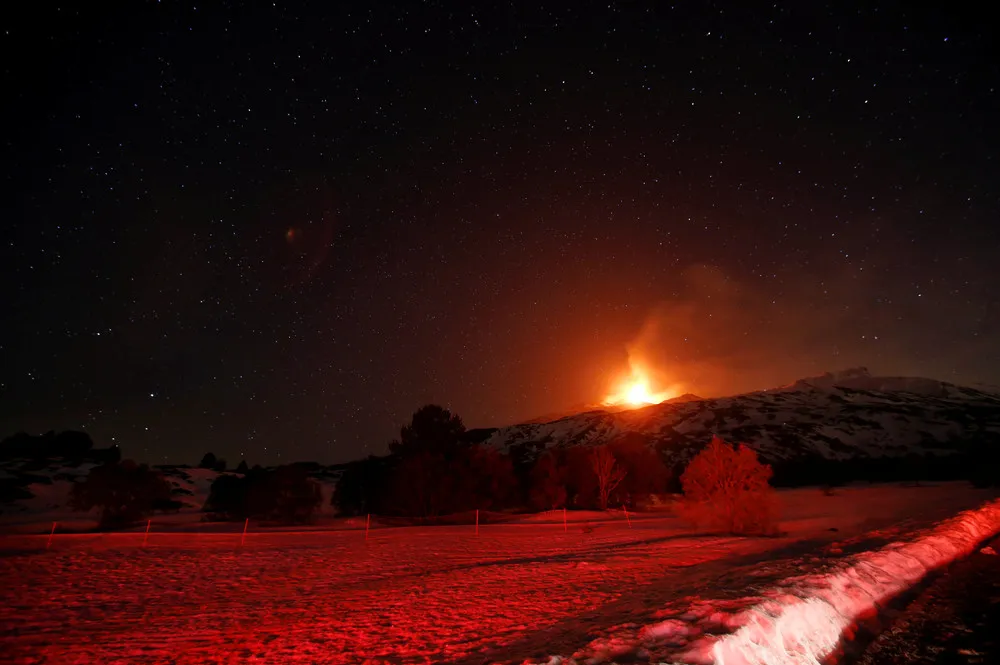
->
590;446;626;510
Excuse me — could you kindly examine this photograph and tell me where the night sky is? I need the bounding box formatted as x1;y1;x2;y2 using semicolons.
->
3;3;998;465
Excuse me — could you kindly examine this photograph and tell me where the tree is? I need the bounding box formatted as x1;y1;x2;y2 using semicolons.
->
529;452;566;511
268;464;323;524
590;446;626;510
203;473;250;519
679;436;778;535
203;465;323;523
389;405;465;457
452;445;518;511
562;446;599;509
213;458;227;473
0;430;99;461
386;405;465;516
102;444;122;464
332;455;393;516
235;459;249;474
70;461;173;529
610;433;670;506
389;451;452;517
199;452;218;469
49;431;95;458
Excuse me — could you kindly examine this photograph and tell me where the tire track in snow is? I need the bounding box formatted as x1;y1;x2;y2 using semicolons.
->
445;533;893;665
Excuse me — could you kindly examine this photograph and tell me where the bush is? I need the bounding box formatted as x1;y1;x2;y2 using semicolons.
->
678;436;778;535
70;461;173;529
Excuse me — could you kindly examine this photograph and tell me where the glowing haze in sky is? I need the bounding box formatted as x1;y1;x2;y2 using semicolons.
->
1;3;998;464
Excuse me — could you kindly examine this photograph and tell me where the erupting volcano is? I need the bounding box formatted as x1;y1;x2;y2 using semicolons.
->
603;363;676;408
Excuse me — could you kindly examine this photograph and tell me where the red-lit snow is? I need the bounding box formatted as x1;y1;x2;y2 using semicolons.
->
0;484;997;664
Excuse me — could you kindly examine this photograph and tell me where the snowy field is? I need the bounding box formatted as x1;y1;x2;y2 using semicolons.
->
1;484;998;664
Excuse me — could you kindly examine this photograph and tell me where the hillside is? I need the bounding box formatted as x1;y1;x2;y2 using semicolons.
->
483;368;1000;468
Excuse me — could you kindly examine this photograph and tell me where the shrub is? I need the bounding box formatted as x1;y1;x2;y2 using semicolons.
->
679;436;778;535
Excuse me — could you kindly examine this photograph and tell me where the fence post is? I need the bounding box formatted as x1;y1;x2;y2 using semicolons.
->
365;513;371;541
46;521;57;550
143;518;152;546
475;509;479;536
563;507;567;532
241;518;249;546
624;506;632;529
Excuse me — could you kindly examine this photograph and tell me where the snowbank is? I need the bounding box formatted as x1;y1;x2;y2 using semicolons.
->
546;494;1000;665
699;497;1000;665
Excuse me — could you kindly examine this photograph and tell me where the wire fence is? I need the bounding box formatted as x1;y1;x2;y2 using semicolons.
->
0;505;668;553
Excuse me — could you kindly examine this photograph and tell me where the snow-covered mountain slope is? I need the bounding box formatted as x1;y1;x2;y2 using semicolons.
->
483;369;1000;466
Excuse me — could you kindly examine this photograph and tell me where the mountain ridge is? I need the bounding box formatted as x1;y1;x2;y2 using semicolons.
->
483;368;1000;467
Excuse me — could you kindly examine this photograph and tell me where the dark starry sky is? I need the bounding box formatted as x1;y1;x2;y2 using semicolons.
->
2;2;998;465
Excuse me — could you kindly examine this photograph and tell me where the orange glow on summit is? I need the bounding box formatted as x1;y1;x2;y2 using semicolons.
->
603;364;675;407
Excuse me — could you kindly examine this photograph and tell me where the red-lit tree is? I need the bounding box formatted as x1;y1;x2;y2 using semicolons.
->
590;445;626;510
679;435;778;535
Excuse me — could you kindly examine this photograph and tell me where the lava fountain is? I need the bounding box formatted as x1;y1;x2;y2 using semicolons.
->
603;363;675;407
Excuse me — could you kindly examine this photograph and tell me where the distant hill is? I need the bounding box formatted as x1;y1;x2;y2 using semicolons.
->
482;368;1000;470
0;456;342;527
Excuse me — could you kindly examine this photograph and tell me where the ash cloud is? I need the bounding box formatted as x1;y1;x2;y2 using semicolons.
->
622;262;991;398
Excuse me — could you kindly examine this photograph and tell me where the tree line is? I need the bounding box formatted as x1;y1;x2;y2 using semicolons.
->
12;404;1000;531
331;405;672;518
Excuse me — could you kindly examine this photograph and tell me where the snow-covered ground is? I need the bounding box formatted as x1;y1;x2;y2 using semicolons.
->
0;483;997;664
